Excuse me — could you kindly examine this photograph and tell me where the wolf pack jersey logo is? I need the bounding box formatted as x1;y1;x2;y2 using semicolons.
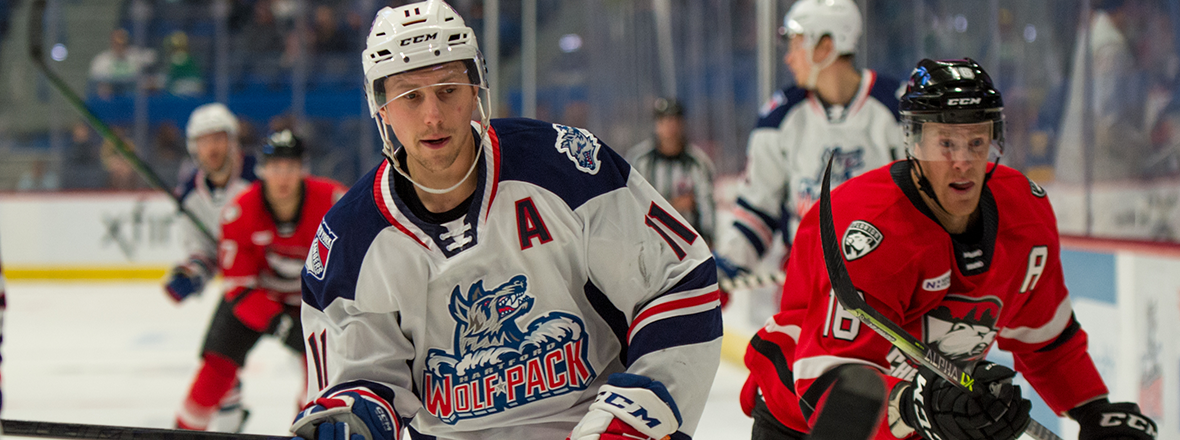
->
797;147;866;216
923;294;1002;362
842;220;882;261
553;124;602;175
305;220;336;281
423;274;595;424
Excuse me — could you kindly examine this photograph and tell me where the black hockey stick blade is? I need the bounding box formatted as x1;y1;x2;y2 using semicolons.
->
815;157;1062;440
26;0;217;246
806;366;886;440
2;419;293;440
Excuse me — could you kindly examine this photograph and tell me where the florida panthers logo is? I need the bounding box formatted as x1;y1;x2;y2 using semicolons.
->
842;220;882;261
423;275;595;424
554;124;602;175
924;294;1001;362
797;147;866;216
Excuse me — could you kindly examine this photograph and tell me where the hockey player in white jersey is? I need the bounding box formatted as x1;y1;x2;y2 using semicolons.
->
291;1;722;440
166;102;257;431
713;0;904;288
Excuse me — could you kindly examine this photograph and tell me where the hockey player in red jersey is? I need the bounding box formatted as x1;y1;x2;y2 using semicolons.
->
741;58;1159;440
176;130;346;432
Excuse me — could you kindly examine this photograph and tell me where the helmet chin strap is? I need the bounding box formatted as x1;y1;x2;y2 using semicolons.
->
379;96;490;195
803;45;840;90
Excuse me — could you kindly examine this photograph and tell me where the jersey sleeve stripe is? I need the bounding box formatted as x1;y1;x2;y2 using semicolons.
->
628;290;720;344
735;198;779;230
998;297;1073;344
626;308;722;364
372;161;430;250
734;224;767;257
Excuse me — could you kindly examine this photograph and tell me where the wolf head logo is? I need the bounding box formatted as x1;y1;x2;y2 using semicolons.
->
554;124;601;174
449;274;534;355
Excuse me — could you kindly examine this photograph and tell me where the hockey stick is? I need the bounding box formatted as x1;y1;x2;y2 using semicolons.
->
718;270;786;292
26;0;216;246
2;419;293;440
815;157;1062;440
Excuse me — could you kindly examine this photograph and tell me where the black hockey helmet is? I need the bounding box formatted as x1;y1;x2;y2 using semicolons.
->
900;58;1005;158
261;129;304;160
653;97;685;118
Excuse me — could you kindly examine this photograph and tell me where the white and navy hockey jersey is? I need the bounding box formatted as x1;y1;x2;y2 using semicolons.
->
174;155;257;270
714;70;903;269
300;118;723;439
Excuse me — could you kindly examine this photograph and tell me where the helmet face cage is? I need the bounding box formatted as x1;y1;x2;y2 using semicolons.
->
361;1;490;162
900;58;1005;161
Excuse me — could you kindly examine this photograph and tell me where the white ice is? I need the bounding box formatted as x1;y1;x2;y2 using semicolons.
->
2;281;754;438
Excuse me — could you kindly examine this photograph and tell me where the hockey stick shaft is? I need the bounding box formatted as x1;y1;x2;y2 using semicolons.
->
27;0;216;246
2;419;293;440
718;270;786;292
815;157;1061;440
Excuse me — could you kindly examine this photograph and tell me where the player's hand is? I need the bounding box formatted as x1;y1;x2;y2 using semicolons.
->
895;362;1031;440
713;252;749;309
1071;400;1157;440
164;259;210;303
294;421;365;440
290;391;399;440
568;373;681;440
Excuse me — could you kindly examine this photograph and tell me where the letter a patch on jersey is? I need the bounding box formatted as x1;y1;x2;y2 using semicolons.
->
842;220;882;261
553;123;601;175
306;221;337;281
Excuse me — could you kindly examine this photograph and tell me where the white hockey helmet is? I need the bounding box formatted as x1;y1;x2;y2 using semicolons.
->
782;0;862;55
362;0;487;119
185;102;239;155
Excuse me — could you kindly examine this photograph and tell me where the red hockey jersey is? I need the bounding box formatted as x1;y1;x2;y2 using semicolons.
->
218;176;346;310
744;161;1107;439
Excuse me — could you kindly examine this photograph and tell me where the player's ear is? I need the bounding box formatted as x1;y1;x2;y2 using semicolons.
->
813;35;835;63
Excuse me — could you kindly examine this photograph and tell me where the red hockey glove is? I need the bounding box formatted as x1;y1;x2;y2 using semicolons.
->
895;362;1031;440
1070;400;1157;440
568;373;682;440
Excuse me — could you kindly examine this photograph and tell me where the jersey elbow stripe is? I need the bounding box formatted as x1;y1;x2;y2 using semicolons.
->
628;288;720;344
998;298;1073;344
735;199;778;232
627;307;723;363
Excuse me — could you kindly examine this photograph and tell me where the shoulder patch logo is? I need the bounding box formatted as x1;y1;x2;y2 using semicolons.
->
842;220;883;261
553;123;602;175
1027;176;1046;198
305;220;337;281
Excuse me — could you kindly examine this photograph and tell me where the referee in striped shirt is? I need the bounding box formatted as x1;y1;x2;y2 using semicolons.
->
626;98;717;244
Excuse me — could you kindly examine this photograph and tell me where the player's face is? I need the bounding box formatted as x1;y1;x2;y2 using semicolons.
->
261;157;303;202
784;35;812;85
913;121;992;218
378;61;479;180
194;131;230;173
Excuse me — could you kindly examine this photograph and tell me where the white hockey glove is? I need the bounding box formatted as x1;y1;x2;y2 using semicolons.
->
291;390;400;440
568;373;682;440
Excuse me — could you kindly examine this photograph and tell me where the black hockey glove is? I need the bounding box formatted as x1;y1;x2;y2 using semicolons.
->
895;361;1031;440
1070;400;1157;440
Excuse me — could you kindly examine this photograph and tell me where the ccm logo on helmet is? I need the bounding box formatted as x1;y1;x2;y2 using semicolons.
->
946;97;982;106
401;33;438;46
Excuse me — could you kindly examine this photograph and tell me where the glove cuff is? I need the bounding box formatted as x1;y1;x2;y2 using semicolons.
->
588;383;680;439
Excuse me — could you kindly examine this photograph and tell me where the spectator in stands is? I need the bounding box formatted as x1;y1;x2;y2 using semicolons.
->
310;5;348;54
1054;0;1152;184
63;121;106;189
165;31;205;97
152;122;187;188
89;28;157;99
16;159;60;192
237;0;289;86
101;129;147;190
626;98;717;244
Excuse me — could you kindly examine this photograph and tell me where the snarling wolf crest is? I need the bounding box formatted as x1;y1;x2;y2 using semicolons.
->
449;274;534;356
553;124;602;174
